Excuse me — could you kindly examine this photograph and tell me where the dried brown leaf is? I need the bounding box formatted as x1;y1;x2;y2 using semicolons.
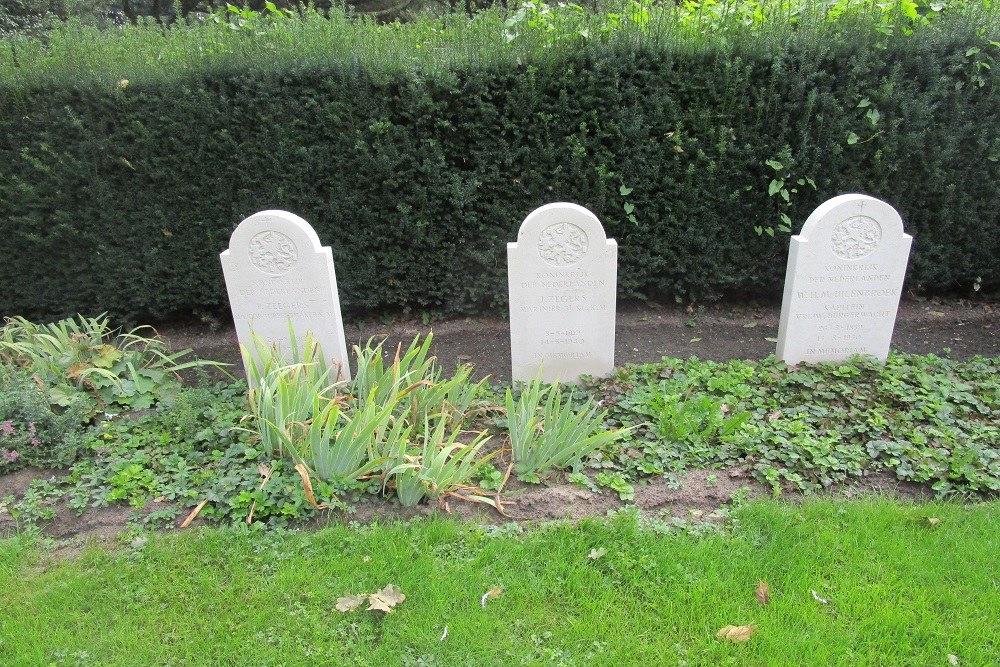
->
755;581;770;606
367;584;406;613
367;596;394;613
715;624;756;643
294;464;329;510
180;499;208;528
335;595;365;612
480;586;503;608
377;584;406;606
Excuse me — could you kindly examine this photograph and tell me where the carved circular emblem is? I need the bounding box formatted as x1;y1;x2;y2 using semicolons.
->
831;216;882;260
537;222;589;267
249;230;298;275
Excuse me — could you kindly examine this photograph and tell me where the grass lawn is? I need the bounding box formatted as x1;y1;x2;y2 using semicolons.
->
1;497;996;667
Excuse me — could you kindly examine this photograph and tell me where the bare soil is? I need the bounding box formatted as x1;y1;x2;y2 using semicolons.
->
159;297;999;384
0;297;993;546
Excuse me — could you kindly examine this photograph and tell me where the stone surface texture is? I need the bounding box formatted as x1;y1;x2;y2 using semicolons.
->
776;194;912;364
220;210;350;379
508;203;617;382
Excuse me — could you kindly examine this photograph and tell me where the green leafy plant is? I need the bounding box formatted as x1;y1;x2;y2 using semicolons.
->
755;150;817;238
387;415;496;507
351;335;437;410
619;183;638;226
0;314;220;415
475;463;506;491
506;378;627;482
0;364;90;471
595;470;635;501
647;392;751;458
243;330;345;460
60;382;346;528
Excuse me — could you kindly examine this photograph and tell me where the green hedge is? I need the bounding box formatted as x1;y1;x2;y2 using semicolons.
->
1;5;998;323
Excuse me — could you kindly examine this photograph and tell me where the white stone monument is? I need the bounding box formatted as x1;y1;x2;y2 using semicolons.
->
776;194;912;365
508;203;617;383
220;210;351;380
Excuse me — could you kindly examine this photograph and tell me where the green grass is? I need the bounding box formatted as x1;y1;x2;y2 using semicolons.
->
1;498;997;666
2;1;992;88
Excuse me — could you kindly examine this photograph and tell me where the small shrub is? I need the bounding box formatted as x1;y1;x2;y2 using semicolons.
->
0;314;221;417
387;415;496;507
0;365;89;471
506;378;627;482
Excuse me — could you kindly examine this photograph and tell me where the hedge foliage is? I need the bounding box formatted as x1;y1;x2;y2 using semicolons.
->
0;2;998;323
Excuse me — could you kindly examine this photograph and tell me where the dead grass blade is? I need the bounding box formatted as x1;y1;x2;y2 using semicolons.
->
295;463;330;510
180;499;208;528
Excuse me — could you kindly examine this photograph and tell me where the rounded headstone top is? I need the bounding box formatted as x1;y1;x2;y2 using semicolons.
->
515;203;610;265
226;210;325;257
797;194;908;248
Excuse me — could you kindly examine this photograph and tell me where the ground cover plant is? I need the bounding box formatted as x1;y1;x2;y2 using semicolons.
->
0;314;221;475
0;498;997;665
1;316;997;533
584;353;1000;495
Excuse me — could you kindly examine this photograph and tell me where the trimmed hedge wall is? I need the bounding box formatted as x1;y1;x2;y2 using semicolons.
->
1;9;998;323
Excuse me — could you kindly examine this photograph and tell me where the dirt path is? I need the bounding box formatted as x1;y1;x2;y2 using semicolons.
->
160;298;999;383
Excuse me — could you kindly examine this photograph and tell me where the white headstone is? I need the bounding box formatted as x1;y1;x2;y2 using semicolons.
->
776;194;912;365
508;203;618;383
220;210;351;380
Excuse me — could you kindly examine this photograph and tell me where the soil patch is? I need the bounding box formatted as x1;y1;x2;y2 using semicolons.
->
158;297;998;384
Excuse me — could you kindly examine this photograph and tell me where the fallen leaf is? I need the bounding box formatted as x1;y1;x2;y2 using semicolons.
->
335;595;365;612
930;311;945;317
480;586;503;608
927;517;941;527
755;581;770;606
743;322;758;328
721;404;730;414
715;624;756;643
588;548;607;561
440;626;448;641
689;337;702;343
764;337;779;343
948;654;960;665
810;589;829;605
362;555;371;563
367;597;393;613
767;410;783;422
367;584;406;613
